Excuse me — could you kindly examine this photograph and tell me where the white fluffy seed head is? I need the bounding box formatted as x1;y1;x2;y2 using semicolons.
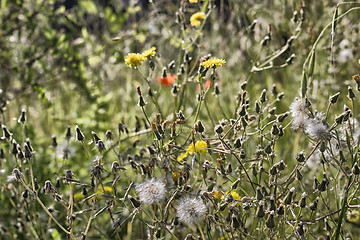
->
290;98;310;130
305;118;330;140
177;196;207;225
135;178;166;205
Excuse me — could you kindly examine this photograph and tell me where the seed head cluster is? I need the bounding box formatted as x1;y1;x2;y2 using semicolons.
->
290;98;330;140
177;196;207;224
135;178;166;205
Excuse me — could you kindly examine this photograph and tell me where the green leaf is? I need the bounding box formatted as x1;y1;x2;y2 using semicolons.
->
79;0;97;14
51;229;61;240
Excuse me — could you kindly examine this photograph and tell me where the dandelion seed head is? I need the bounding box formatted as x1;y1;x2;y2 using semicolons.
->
177;196;207;224
305;118;330;140
135;178;166;205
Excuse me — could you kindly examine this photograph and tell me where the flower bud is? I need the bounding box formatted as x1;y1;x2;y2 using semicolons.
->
348;86;356;99
256;203;265;218
329;92;340;104
266;211;275;229
18;109;26;124
128;195;141;208
214;125;223;134
309;197;319;211
284;187;295;205
300;192;307;208
260;89;267;103
65;125;71;140
296;151;305;162
75;125;85;142
256;187;263;200
352;162;360;175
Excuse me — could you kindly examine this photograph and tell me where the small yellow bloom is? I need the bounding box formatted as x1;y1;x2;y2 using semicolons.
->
190;12;206;27
187;140;207;155
221;191;241;206
201;57;226;69
178;140;207;161
141;46;156;60
189;0;199;3
74;192;85;202
177;152;188;162
96;186;113;199
347;209;360;224
125;53;145;68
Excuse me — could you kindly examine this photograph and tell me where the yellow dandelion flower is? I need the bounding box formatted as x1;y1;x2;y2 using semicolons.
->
189;0;199;3
221;191;241;206
190;12;206;27
201;57;226;69
347;209;360;224
177;152;188;162
125;53;145;68
96;186;113;199
141;46;156;60
187;140;207;155
74;192;85;202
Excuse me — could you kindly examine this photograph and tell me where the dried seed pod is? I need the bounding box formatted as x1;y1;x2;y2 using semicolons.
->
348;86;356;99
300;192;307;208
256;203;265;218
256;187;263;200
75;125;85;142
128;195;141;208
309;197;319;211
284;187;295;205
266;211;275;229
330;92;340;104
65;125;71;140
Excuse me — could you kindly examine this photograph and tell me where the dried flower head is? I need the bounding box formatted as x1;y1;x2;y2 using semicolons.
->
125;53;145;68
177;196;207;224
201;57;226;69
190;12;206;27
290;98;309;130
135;178;166;205
305;114;330;140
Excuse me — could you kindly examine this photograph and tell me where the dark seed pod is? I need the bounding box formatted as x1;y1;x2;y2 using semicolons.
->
296;169;303;181
266;211;275;229
284;187;295;205
234;137;241;149
309;197;319;211
300;192;307;208
329;92;340;104
128;195;141;208
65;125;71;140
277;160;286;171
256;204;265;218
75;125;85;142
352;162;360;175
256;187;263;200
52;135;58;147
296;151;305;162
277;204;284;215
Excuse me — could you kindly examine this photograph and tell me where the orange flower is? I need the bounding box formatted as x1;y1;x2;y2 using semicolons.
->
157;74;177;86
197;79;212;91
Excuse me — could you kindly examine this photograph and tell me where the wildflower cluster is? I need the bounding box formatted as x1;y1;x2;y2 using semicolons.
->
125;46;156;68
